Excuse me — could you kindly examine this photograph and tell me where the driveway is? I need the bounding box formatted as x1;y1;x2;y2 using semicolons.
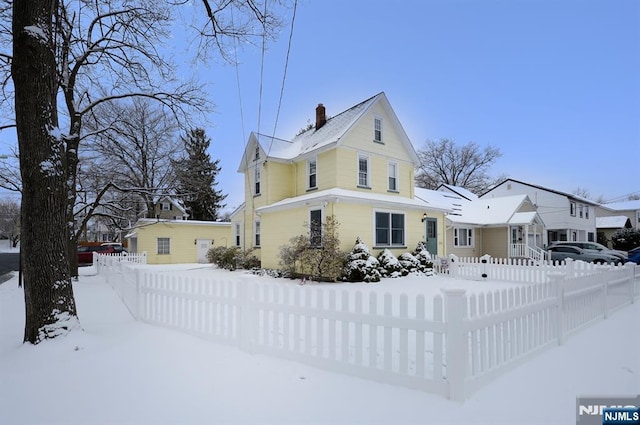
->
0;253;19;284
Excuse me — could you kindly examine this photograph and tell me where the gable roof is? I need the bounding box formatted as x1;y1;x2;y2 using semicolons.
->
238;92;419;172
482;178;598;206
447;194;544;227
599;199;640;212
436;184;478;201
596;215;632;229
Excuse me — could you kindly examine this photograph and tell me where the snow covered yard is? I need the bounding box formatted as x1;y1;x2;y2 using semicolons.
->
0;265;638;425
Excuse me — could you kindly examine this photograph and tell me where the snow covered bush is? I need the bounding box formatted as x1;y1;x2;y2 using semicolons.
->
343;237;381;282
398;252;420;274
377;249;405;278
412;241;435;275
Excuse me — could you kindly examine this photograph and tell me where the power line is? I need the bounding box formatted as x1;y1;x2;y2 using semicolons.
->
256;0;268;137
267;0;298;156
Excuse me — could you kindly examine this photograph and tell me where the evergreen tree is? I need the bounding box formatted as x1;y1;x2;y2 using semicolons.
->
174;129;227;221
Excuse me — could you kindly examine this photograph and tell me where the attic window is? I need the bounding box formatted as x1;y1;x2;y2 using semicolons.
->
254;146;260;160
374;117;383;143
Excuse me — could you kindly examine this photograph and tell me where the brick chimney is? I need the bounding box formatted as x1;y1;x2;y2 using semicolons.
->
315;103;326;130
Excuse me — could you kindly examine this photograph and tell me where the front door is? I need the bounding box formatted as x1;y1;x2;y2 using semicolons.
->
425;218;438;255
196;239;211;263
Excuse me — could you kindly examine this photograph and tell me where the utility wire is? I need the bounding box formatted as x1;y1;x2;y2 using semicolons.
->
256;0;268;138
267;0;298;156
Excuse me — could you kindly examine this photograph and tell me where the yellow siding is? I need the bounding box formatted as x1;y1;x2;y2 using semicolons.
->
265;161;294;203
258;201;447;269
447;227;483;258
135;221;232;264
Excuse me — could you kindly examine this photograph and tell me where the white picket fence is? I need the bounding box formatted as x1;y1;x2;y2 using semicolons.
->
98;259;639;401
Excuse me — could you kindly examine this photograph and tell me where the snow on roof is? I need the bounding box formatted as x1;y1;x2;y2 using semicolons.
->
596;215;631;229
257;188;453;214
447;194;534;226
437;184;478;201
414;187;466;214
260;94;381;161
600;200;640;211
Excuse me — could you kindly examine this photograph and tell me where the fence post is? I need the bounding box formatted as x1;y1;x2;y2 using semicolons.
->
625;262;636;304
443;288;468;402
480;254;491;279
564;258;574;278
548;272;566;345
448;254;459;277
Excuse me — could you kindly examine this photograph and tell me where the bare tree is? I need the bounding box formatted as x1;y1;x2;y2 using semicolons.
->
0;198;20;247
415;138;505;195
572;187;606;204
82;98;182;220
8;0;291;344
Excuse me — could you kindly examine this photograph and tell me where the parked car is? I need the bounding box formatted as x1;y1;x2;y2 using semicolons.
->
77;245;116;264
627;246;640;264
100;242;127;253
547;241;627;262
546;245;624;265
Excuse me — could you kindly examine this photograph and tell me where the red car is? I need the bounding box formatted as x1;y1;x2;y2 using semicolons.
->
77;245;116;264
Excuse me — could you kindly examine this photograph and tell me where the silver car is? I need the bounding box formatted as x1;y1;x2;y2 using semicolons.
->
548;241;627;261
546;245;624;264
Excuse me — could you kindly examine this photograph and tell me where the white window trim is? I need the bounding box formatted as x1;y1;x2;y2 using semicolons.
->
307;158;317;190
254;220;261;247
387;161;398;192
373;209;405;247
235;223;241;247
373;116;383;143
254;166;261;196
453;227;474;248
357;154;370;188
309;207;323;247
157;237;171;255
569;201;576;217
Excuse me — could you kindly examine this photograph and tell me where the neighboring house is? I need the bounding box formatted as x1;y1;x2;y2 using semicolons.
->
596;200;640;231
436;183;478;201
595;215;632;247
150;196;189;220
125;218;231;264
481;179;598;244
419;188;547;260
232;92;452;270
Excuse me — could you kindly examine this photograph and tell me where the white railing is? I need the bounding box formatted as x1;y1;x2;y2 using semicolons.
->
97;259;639;401
93;251;147;274
509;244;550;261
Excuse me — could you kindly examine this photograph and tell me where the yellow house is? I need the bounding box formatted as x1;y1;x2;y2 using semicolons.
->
232;92;452;269
126;219;231;264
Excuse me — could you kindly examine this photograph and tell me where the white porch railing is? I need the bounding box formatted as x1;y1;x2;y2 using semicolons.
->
510;243;550;261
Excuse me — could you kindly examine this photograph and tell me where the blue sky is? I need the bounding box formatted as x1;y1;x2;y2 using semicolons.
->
195;0;639;211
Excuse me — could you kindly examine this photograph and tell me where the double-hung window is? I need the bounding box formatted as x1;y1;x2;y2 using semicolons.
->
375;212;405;246
569;201;576;217
235;223;241;246
358;154;370;188
454;228;474;247
308;159;317;190
374;117;383;143
157;237;170;255
387;161;398;192
254;166;261;195
309;209;322;247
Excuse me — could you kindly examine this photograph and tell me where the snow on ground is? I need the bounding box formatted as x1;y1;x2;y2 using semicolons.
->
0;265;638;425
0;239;18;253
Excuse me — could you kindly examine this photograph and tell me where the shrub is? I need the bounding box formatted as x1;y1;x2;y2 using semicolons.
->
610;228;640;251
277;215;346;281
207;246;260;271
377;249;405;278
343;237;381;283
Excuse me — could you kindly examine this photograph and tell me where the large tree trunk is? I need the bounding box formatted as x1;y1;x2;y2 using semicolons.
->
13;0;80;344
